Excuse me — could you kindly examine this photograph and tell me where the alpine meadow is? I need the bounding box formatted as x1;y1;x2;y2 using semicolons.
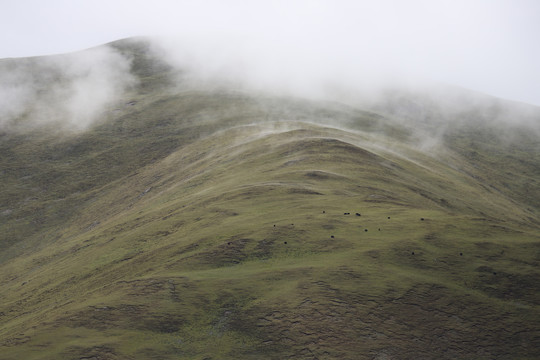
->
0;38;539;359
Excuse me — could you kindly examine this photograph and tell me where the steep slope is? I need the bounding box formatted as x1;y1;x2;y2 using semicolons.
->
363;84;540;216
1;38;539;359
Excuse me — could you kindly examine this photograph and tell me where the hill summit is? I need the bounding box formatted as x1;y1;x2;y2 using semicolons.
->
1;38;539;359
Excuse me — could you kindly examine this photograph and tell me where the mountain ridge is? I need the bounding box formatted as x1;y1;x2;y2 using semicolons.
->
0;37;539;359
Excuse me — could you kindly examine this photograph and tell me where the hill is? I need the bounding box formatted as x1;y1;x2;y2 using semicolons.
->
0;38;539;359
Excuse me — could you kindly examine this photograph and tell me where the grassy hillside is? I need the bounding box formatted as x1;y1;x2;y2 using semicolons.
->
1;38;539;359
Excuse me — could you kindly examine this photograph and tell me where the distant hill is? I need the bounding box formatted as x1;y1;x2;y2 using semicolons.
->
1;37;539;359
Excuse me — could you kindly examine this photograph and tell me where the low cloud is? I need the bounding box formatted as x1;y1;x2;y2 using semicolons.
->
147;35;539;131
149;34;409;101
0;45;136;132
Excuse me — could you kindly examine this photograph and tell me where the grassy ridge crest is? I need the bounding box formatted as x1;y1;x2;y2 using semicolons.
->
0;38;539;359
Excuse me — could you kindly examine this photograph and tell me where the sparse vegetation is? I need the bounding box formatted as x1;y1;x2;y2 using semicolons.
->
0;38;539;359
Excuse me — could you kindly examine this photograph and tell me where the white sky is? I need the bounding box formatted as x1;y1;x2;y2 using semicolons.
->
1;0;540;106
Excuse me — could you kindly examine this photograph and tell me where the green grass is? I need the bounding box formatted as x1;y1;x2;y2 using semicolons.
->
1;38;539;359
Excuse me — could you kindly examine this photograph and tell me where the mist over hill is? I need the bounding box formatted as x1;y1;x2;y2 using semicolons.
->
0;38;539;359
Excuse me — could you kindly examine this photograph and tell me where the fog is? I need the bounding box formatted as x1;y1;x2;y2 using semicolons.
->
0;46;135;131
3;0;540;106
147;35;540;133
1;1;539;134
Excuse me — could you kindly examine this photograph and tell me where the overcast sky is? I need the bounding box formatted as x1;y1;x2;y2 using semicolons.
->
2;0;540;106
